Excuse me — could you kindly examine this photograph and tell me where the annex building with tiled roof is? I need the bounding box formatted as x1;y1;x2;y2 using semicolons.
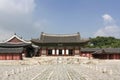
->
81;48;120;59
0;34;33;60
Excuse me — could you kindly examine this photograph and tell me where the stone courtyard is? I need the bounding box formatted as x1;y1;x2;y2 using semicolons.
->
0;57;120;80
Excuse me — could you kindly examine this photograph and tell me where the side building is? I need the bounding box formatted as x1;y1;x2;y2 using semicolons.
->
81;48;120;59
31;32;89;56
0;34;33;60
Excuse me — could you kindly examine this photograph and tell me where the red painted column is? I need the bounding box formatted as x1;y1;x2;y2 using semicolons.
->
79;47;81;56
113;54;116;59
40;48;42;56
116;54;118;59
46;47;48;56
118;54;119;59
20;53;23;60
107;54;109;59
88;53;90;59
64;48;66;56
74;47;75;56
118;54;120;59
55;48;56;56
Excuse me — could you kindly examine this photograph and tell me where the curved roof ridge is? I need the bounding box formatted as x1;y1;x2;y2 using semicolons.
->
3;34;31;43
42;32;80;37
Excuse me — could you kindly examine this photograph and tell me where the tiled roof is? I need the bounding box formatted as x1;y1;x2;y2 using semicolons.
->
31;32;89;43
4;34;31;43
0;43;31;48
81;48;101;52
81;48;120;54
94;48;120;54
104;48;120;53
0;47;23;53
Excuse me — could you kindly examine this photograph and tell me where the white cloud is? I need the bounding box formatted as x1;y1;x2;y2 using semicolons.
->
0;0;35;14
0;0;46;41
102;14;113;23
94;26;120;38
94;14;120;38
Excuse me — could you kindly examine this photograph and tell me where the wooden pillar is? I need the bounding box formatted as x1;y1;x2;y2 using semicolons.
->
113;54;116;59
56;49;59;56
107;54;109;59
74;47;75;56
116;54;117;59
74;47;80;56
118;54;120;59
64;48;66;56
20;53;23;60
116;54;118;59
40;48;42;56
118;54;119;59
117;54;119;59
85;53;88;57
90;53;93;59
46;48;48;56
88;53;91;59
99;54;101;59
79;47;81;56
55;48;56;56
102;54;104;59
41;47;47;56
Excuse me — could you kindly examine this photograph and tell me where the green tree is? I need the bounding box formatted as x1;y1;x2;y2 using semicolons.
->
86;36;120;48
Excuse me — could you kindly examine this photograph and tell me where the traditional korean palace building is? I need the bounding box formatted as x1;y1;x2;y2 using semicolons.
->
31;32;89;56
0;34;33;60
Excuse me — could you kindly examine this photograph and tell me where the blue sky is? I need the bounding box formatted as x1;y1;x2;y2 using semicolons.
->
0;0;120;40
34;0;120;38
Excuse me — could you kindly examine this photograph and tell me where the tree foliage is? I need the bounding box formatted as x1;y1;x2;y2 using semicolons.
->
86;36;120;48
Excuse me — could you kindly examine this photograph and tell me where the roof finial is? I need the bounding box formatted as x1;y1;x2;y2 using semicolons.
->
14;33;16;35
77;32;80;35
41;32;44;34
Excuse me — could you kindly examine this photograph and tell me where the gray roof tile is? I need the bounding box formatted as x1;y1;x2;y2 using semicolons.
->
32;32;89;43
81;48;120;54
81;48;101;52
0;47;23;53
0;43;31;48
93;48;120;54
